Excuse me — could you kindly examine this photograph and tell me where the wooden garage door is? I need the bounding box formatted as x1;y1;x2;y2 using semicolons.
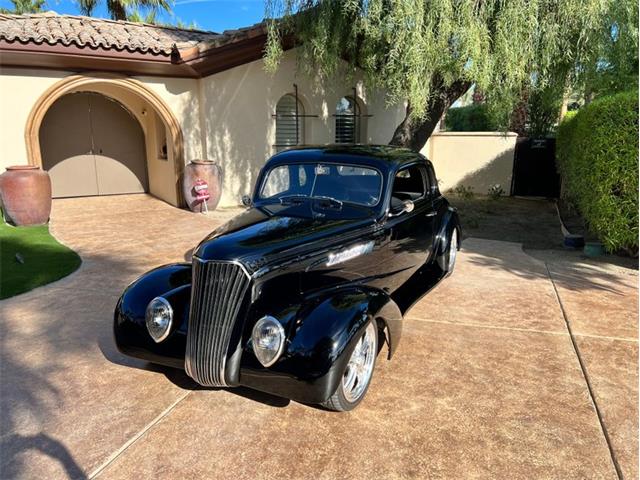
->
40;92;148;198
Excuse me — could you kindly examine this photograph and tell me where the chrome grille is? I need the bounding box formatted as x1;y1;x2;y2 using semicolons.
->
185;259;251;386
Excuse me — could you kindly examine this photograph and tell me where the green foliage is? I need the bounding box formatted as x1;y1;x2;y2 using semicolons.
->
584;1;639;98
126;7;158;23
0;0;45;14
488;184;505;200
126;7;199;29
265;0;616;126
0;220;81;299
556;91;638;253
526;85;564;137
445;104;498;132
453;185;474;200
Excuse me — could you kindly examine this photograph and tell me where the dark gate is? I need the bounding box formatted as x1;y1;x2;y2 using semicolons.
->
510;137;561;197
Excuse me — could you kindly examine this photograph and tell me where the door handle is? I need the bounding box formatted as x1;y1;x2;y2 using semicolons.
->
425;211;437;217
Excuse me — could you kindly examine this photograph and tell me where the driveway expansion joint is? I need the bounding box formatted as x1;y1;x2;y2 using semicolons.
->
545;263;623;480
88;391;191;479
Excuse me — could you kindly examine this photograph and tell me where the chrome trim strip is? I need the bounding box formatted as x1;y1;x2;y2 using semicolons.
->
185;258;251;387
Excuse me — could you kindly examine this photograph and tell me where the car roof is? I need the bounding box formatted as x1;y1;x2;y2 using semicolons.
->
267;145;428;172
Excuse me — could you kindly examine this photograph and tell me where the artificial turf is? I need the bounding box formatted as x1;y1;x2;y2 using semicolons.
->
0;219;81;299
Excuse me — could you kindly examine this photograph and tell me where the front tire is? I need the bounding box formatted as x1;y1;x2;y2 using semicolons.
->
446;228;458;274
321;321;378;412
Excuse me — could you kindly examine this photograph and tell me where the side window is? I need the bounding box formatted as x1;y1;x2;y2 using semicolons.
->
427;165;438;195
392;165;426;202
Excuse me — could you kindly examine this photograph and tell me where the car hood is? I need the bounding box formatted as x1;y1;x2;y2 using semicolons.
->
193;204;377;273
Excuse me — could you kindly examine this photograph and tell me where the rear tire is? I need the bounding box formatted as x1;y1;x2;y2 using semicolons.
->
321;321;378;412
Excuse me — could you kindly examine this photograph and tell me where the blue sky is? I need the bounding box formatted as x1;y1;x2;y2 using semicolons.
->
0;0;265;32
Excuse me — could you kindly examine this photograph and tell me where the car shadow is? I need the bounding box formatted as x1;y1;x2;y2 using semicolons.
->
97;339;290;408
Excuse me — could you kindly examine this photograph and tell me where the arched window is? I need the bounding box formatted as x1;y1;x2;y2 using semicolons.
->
335;96;361;144
275;94;304;149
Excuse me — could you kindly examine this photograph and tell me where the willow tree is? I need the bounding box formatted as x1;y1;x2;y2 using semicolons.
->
264;0;614;151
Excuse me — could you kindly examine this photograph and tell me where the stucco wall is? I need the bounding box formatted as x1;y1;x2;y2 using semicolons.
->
0;68;191;206
199;50;406;206
131;76;203;163
0;63;517;209
0;68;70;173
421;132;518;195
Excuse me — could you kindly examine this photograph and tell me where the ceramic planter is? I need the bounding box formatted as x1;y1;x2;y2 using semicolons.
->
0;165;52;226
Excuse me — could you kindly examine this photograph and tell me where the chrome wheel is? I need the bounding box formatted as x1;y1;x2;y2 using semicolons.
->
342;321;377;403
448;228;458;270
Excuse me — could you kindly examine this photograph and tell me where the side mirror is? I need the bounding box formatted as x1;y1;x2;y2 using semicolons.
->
389;200;415;217
241;195;252;207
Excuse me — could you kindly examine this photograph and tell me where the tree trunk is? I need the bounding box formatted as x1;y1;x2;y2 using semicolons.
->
107;0;127;20
389;79;472;152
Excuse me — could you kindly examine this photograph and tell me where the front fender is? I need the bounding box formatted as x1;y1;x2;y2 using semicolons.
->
239;286;402;404
113;263;192;368
435;206;461;274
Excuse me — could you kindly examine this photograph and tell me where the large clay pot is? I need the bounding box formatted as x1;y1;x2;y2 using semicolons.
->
182;160;223;212
0;165;52;226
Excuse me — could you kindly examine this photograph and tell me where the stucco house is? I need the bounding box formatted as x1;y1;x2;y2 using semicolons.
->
0;12;412;208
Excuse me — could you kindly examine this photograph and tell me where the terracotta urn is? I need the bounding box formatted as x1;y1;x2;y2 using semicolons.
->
182;160;223;212
0;165;52;226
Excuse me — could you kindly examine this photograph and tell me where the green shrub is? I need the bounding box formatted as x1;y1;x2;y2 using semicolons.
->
445;104;499;131
556;91;639;253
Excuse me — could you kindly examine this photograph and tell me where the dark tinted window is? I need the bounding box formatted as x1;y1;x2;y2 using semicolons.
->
260;163;382;206
392;165;426;202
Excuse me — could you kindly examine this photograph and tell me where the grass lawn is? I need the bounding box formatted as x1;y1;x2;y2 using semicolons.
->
0;220;81;299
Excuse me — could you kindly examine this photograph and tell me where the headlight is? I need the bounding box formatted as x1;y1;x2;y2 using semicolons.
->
145;297;173;343
251;316;285;367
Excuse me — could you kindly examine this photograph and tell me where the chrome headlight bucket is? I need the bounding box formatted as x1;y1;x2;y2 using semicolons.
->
145;296;173;343
251;316;285;367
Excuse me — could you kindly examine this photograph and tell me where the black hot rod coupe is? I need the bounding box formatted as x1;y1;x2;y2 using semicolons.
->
114;145;460;411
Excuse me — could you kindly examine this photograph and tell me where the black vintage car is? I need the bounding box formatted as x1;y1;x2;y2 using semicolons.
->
114;145;460;411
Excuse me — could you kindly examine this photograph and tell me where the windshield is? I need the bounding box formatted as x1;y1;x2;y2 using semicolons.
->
259;163;382;207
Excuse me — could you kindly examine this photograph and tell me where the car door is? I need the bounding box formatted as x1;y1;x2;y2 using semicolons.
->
382;163;436;292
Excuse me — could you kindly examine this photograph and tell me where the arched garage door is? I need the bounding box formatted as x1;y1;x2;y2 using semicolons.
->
40;92;148;197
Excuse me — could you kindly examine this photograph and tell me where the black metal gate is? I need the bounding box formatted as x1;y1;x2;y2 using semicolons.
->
510;137;561;197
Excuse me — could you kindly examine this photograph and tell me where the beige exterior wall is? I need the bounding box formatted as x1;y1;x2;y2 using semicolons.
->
199;50;406;206
421;132;518;195
0;61;517;210
0;68;70;173
0;68;189;205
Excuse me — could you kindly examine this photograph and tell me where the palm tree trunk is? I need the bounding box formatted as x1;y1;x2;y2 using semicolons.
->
106;0;127;20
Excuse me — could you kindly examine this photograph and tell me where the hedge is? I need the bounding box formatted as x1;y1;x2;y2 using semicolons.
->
444;104;499;131
556;91;639;253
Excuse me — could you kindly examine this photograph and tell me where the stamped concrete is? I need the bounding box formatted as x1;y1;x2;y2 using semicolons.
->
0;194;637;479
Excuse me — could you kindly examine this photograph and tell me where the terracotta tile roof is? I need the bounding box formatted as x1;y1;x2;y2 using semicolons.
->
0;12;268;56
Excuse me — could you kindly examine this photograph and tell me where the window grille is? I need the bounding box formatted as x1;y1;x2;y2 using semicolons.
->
273;84;317;150
334;88;372;144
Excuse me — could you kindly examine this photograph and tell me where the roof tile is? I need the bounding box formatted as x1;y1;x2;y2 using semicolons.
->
0;12;234;55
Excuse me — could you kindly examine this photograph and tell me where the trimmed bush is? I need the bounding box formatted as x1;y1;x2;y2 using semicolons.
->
444;104;499;131
556;91;639;253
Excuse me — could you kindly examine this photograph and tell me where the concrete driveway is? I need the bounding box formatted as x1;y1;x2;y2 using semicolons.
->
1;194;637;479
